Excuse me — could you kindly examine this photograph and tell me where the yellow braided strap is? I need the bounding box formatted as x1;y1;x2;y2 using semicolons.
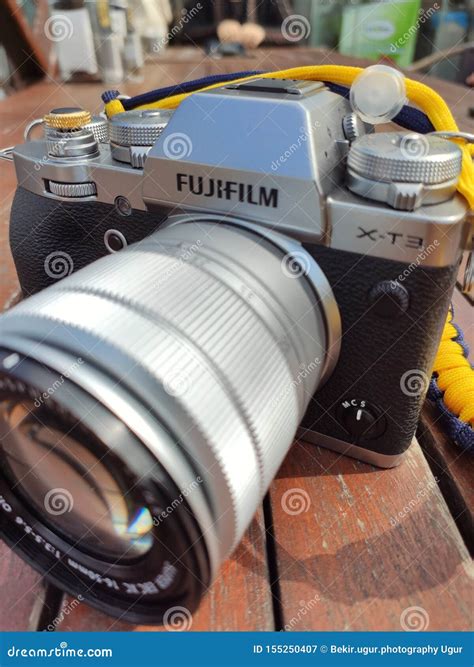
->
433;310;474;427
105;98;126;117
105;65;474;210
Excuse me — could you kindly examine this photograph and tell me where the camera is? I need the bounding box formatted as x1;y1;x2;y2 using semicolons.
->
0;78;469;623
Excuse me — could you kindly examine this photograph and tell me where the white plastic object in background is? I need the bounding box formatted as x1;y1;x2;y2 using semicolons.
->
132;0;172;53
110;7;128;51
124;32;145;71
51;8;99;80
349;65;407;125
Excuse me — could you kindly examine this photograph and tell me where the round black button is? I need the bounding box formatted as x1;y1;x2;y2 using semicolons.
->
104;229;127;254
368;280;409;318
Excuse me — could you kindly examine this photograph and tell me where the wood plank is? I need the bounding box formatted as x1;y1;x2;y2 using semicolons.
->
269;439;473;631
456;253;473;306
418;403;474;556
0;542;48;630
55;509;274;631
452;284;473;342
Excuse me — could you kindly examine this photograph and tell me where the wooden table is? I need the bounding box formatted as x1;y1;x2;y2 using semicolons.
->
0;47;472;633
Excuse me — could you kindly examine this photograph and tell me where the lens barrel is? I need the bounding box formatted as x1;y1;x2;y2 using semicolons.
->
0;219;339;622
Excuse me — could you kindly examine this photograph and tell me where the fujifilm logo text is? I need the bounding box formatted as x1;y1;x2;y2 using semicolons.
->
176;174;279;208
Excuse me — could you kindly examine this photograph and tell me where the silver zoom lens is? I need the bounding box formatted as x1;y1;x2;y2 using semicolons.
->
0;220;339;589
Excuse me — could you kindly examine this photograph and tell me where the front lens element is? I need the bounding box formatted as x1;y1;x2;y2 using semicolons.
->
0;398;154;560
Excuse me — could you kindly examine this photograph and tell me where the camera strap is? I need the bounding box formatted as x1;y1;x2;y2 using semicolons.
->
428;307;473;452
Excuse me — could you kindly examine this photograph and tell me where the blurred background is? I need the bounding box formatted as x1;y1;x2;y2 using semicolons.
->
0;0;473;98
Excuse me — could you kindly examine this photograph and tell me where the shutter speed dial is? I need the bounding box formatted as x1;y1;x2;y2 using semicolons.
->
336;399;386;441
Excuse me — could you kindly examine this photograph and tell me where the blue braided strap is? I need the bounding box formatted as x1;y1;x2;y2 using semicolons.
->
102;89;121;103
110;71;263;110
427;378;474;453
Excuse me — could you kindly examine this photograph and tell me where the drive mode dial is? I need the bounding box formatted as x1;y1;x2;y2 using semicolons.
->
109;109;173;168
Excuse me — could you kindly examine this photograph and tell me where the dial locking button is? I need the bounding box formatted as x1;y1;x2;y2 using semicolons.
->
337;399;386;441
44;107;92;130
43;107;99;159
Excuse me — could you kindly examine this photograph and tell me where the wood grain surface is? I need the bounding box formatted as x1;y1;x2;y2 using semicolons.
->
0;544;47;631
269;440;473;631
0;46;472;632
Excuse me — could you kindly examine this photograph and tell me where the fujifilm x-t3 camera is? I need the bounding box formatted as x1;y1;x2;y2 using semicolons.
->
0;77;469;623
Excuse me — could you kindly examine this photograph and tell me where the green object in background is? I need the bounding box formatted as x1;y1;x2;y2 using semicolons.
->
339;0;423;67
294;0;344;49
